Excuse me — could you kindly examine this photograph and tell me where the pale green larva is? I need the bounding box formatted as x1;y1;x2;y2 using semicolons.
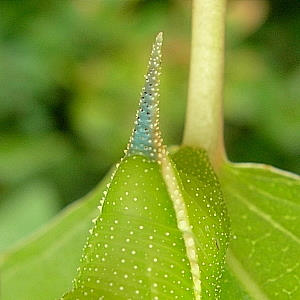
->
62;33;229;300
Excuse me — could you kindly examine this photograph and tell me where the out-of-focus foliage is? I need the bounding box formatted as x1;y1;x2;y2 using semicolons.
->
225;0;300;171
0;0;299;251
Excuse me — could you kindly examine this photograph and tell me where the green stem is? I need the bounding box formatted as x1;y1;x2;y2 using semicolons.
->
183;0;227;169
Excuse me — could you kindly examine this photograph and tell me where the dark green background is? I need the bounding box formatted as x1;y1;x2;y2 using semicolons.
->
0;0;299;251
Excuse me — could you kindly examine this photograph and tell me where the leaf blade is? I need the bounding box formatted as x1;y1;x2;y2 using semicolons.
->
0;176;109;300
220;162;300;299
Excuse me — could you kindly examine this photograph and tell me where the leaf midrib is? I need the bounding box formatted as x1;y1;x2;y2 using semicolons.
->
226;249;270;300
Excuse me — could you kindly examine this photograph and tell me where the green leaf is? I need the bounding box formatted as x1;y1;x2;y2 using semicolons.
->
0;177;110;300
220;266;252;299
219;162;300;299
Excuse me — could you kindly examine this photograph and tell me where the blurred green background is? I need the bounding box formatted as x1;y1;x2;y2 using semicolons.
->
0;0;299;251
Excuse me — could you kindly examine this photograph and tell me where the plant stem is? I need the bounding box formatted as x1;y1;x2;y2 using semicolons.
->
183;0;227;169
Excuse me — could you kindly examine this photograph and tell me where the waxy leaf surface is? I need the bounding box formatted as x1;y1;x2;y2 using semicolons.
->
0;178;109;300
220;163;300;300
